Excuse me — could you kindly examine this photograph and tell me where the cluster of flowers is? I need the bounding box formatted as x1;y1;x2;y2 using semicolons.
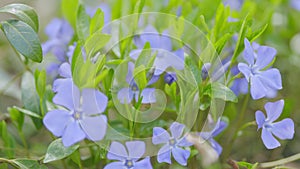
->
41;0;295;168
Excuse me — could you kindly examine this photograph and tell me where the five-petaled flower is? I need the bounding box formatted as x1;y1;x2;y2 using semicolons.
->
152;122;192;166
104;141;153;169
256;100;294;149
43;78;108;147
198;120;227;155
238;38;282;100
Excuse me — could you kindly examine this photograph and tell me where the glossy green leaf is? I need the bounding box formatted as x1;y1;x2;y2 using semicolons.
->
204;82;238;103
34;69;46;98
13;159;47;169
13;106;42;119
237;161;258;169
43;139;79;163
0;121;15;158
1;19;42;62
0;3;39;32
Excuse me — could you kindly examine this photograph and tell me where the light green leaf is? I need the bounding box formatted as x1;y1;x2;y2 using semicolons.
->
76;4;90;40
13;106;42;119
1;19;42;62
84;33;111;57
237;161;259;169
0;3;39;32
61;0;78;28
13;159;47;169
8;107;24;131
43;139;79;163
133;65;147;91
89;9;104;34
204;82;238;102
247;24;268;42
214;33;232;54
133;0;145;14
34;69;46;98
0;121;15;158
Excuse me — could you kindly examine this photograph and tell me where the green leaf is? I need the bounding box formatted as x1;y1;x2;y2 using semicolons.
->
133;65;147;91
13;106;42;119
13;159;47;169
34;69;46;98
8;107;24;131
204;82;238;103
0;3;39;32
43;139;79;163
214;33;232;54
1;19;42;62
133;0;145;14
0;121;15;158
21;72;43;128
61;0;78;28
237;161;258;169
76;4;90;40
135;42;152;67
247;24;268;42
84;33;111;57
89;9;104;34
185;57;202;85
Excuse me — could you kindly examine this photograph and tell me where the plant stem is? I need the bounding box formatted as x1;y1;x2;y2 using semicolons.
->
260;153;300;168
0;158;19;168
18;130;29;158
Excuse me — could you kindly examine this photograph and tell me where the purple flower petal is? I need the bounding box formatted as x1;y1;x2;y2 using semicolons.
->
148;74;160;85
265;100;284;123
43;110;72;137
139;25;160;48
171;147;190;166
157;144;171;164
243;38;255;65
129;49;142;60
211;121;227;137
272;118;294;140
80;115;107;141
82;89;108;115
126;62;135;83
255;110;266;129
256;46;276;69
177;137;193;147
250;75;266;100
117;88;134;104
154;52;184;75
134;157;153;169
152;127;170;144
126;141;145;159
107;141;128;161
103;162;124;169
53;79;80;110
62;121;86;147
58;62;72;78
259;68;282;90
261;128;280;149
209;139;222;155
170;122;185;139
238;63;252;81
140;88;156;103
160;30;172;51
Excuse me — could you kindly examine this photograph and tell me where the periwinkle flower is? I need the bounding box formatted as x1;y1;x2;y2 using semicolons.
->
164;72;177;85
223;0;243;10
201;59;230;81
238;38;282;100
290;0;300;11
104;141;152;169
152;122;192;166
117;62;156;104
42;18;74;62
43;78;108;147
198;121;227;155
256;100;294;149
130;25;184;76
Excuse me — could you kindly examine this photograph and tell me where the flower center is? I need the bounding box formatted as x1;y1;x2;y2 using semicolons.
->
73;109;83;120
124;159;134;169
169;138;177;147
130;83;139;92
263;123;273;131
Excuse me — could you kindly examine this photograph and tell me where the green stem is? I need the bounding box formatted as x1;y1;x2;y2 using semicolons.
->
222;94;250;160
0;158;19;168
260;153;300;168
18;130;29;158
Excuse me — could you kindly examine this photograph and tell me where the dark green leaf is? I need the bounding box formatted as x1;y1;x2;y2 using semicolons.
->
43;139;79;163
0;3;39;32
1;19;42;62
21;72;43;128
13;159;47;169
